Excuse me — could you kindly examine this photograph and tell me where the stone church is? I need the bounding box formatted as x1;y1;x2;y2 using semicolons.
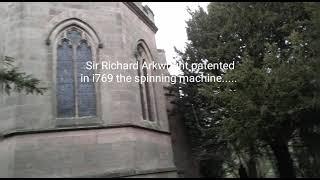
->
0;2;198;178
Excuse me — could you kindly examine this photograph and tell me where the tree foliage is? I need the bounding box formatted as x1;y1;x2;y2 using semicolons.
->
0;56;46;95
169;2;320;178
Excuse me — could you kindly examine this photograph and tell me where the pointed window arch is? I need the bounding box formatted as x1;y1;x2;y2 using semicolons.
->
56;27;96;118
136;41;157;122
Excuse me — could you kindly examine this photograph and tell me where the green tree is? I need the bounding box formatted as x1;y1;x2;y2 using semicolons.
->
170;2;320;177
0;56;46;95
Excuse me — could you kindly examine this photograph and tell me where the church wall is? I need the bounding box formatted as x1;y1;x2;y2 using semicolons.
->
0;127;174;177
0;2;176;177
0;1;170;136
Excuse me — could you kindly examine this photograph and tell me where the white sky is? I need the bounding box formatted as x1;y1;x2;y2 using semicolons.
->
142;2;210;75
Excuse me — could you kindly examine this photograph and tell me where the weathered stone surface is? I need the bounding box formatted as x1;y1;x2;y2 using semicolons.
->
0;2;177;177
0;127;176;178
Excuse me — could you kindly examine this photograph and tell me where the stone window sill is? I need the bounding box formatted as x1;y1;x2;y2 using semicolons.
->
55;116;102;127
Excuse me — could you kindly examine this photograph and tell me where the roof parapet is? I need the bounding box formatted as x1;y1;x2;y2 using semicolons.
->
124;2;158;33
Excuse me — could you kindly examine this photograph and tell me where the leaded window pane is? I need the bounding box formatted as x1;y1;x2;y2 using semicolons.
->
56;29;97;118
67;30;81;45
57;39;75;118
76;40;96;117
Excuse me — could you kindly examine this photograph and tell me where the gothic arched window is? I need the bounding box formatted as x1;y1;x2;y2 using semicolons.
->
137;43;156;122
56;27;96;118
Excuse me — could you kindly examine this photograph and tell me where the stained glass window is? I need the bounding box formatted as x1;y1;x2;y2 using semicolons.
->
76;40;96;117
56;28;96;118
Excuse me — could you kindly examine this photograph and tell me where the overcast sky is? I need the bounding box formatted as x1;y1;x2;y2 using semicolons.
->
142;2;210;75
